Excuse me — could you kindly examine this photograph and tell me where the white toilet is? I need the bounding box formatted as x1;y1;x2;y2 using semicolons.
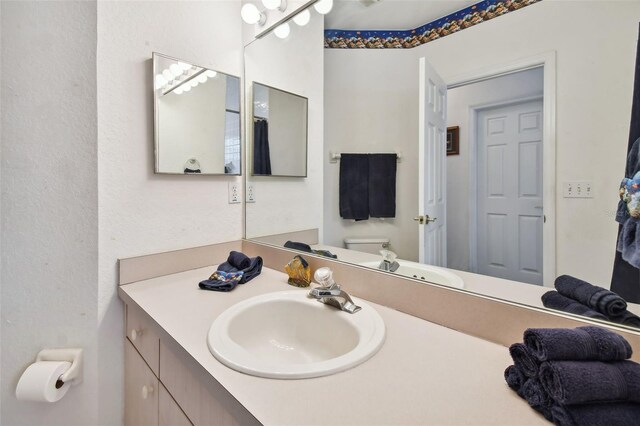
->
343;237;390;255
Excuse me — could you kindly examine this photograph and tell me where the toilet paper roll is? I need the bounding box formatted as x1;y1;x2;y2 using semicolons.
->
16;361;71;402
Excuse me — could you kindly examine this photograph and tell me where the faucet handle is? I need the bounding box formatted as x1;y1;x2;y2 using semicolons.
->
314;267;336;288
380;249;397;263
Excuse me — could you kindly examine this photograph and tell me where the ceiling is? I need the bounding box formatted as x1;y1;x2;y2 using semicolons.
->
325;0;479;30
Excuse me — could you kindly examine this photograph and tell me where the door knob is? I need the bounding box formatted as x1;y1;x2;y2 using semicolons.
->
414;215;437;225
141;385;154;399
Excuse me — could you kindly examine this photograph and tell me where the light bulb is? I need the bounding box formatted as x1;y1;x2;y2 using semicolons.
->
274;22;290;39
197;74;207;83
155;74;168;90
179;62;192;71
241;3;265;25
293;9;310;26
314;0;333;15
190;79;199;88
262;0;286;11
174;86;184;95
182;85;191;92
205;70;217;78
169;63;182;77
162;70;173;82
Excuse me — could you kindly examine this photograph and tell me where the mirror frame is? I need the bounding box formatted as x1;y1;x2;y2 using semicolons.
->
249;81;309;178
152;52;242;176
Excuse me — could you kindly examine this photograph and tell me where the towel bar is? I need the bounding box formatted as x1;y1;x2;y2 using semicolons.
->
329;152;402;163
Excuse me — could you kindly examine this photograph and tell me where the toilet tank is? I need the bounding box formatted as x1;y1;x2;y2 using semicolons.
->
343;237;390;255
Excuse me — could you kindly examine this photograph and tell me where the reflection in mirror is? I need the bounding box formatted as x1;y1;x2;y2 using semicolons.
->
153;52;241;175
251;83;308;177
244;1;640;330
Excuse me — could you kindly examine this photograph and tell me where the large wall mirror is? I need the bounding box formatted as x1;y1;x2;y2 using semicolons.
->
243;0;640;331
251;82;308;177
153;52;241;175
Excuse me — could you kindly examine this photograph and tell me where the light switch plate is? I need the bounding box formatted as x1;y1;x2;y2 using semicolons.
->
563;181;593;198
228;182;241;204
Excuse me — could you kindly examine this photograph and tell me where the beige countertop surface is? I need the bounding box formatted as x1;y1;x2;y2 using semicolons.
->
119;265;548;425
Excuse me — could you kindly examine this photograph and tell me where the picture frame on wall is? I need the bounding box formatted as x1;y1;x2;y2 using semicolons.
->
447;126;460;156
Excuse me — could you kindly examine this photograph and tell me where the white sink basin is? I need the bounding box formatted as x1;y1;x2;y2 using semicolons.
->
207;290;385;379
359;260;465;289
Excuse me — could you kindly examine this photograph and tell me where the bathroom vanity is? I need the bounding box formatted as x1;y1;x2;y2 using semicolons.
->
118;241;640;426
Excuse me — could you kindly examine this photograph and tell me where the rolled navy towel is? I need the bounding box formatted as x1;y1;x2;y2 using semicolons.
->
521;379;553;422
541;291;608;320
504;365;526;397
555;275;627;318
617;310;640;328
539;360;640;405
551;402;640;426
523;326;632;362
509;343;539;378
218;251;263;284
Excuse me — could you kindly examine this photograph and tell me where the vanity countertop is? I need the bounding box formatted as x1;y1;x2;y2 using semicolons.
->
119;265;547;425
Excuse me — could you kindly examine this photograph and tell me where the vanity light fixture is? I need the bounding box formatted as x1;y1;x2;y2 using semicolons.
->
179;62;192;71
293;9;310;26
182;84;192;92
241;3;267;26
169;63;183;78
174;86;184;95
197;74;208;84
262;0;287;12
161;69;174;82
205;70;217;78
274;22;290;39
314;0;333;15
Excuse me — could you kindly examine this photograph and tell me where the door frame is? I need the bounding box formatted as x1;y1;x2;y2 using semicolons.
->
447;52;556;286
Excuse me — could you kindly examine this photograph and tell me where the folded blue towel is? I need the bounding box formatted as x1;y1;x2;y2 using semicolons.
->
504;365;526;397
521;379;553;421
284;241;338;259
555;275;627;318
218;251;263;284
541;291;608;320
552;402;640;426
539;360;640;405
523;326;632;362
616;309;640;328
199;271;244;292
509;343;539;378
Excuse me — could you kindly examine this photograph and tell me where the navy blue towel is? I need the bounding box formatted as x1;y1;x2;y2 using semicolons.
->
523;326;632;362
617;309;640;328
339;154;369;221
508;343;539;378
283;241;338;259
217;251;263;284
504;365;526;397
555;275;627;318
199;271;244;292
539;360;640;405
541;291;608;321
368;154;397;218
521;379;553;421
552;402;640;426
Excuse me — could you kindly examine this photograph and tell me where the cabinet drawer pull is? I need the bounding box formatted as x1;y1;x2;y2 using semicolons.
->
131;328;143;341
141;385;154;399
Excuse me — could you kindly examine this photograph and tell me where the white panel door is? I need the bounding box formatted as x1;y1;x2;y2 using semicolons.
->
418;58;447;267
477;100;544;284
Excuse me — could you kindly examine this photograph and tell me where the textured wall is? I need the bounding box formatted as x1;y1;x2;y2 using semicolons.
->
1;2;99;424
97;1;243;423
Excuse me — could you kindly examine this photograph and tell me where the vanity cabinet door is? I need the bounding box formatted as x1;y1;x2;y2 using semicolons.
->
127;303;160;376
125;340;159;426
159;384;192;426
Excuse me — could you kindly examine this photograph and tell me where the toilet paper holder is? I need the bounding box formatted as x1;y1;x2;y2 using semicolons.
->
35;348;83;388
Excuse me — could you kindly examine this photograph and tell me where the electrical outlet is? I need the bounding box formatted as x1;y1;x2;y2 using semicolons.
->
563;181;594;198
228;182;241;204
246;185;256;203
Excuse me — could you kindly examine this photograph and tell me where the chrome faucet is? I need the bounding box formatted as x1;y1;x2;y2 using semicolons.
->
308;267;361;314
378;249;400;272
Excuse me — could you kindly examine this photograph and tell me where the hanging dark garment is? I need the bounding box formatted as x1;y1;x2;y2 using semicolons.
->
611;23;640;303
253;119;272;175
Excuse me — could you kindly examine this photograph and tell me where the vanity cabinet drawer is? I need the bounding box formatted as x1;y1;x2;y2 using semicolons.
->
159;383;192;426
125;340;159;426
127;303;160;376
160;340;259;426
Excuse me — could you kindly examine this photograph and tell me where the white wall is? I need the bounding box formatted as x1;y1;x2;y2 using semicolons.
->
325;0;640;287
244;13;324;239
1;2;99;425
324;49;420;260
446;68;544;271
97;2;244;424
